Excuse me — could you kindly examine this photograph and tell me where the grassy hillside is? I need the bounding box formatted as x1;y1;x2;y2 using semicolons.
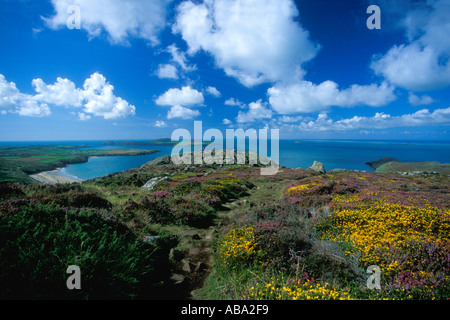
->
0;156;448;300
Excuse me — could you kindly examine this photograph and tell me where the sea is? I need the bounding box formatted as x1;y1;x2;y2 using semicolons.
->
1;140;449;181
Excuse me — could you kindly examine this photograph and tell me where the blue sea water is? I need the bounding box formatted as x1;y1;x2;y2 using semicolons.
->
1;140;449;181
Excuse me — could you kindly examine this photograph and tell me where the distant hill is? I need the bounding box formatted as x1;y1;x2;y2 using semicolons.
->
366;157;399;170
367;157;450;175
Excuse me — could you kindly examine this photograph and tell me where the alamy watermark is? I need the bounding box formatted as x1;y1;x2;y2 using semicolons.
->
66;5;81;30
170;121;280;175
66;265;81;290
366;265;381;290
367;5;381;30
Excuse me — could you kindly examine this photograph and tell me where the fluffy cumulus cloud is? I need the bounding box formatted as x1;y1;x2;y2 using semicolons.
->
44;0;171;45
236;99;273;123
81;73;136;119
32;77;83;107
0;75;22;111
0;73;135;119
268;81;396;114
0;74;51;117
371;0;450;91
155;86;204;107
167;105;200;119
155;86;207;120
173;0;319;87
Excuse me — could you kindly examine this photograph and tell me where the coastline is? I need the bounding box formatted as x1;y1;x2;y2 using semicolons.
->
10;148;160;185
30;168;82;185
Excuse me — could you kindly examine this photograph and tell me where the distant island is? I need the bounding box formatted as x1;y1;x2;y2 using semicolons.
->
0;145;159;184
102;138;209;147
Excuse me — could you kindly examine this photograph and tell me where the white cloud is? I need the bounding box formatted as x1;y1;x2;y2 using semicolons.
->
223;118;232;125
289;107;450;132
154;120;168;127
277;115;304;123
81;73;136;119
268;81;396;114
206;86;221;97
78;112;91;121
236;99;273;123
167;44;197;72
155;86;204;107
167;105;200;119
32;77;82;107
156;64;179;79
0;73;135;119
371;0;450;91
408;92;436;106
0;74;52;117
224;98;245;108
17;100;51;117
0;74;21;110
44;0;171;45
173;0;319;87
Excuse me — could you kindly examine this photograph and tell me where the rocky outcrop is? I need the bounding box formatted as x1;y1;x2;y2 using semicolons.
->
310;161;326;174
140;150;276;169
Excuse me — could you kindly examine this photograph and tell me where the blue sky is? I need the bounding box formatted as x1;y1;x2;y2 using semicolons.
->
0;0;449;141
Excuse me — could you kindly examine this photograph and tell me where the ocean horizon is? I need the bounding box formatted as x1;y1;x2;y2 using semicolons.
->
1;139;449;182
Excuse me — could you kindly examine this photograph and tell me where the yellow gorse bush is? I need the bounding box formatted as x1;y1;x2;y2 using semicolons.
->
243;274;352;300
215;226;259;268
286;184;313;196
321;194;450;269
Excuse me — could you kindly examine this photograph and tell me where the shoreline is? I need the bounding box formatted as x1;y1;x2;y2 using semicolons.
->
23;149;161;185
30;168;82;185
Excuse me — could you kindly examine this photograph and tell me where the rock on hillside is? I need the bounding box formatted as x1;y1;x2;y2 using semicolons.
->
310;161;326;174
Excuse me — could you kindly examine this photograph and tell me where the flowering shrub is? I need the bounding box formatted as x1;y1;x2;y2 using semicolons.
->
214;226;260;270
171;196;215;227
316;175;450;299
0;181;25;199
39;190;112;209
286;184;313;196
242;274;352;300
254;221;289;267
321;198;450;266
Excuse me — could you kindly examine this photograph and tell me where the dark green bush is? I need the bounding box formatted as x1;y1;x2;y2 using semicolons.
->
0;201;170;299
40;191;112;209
